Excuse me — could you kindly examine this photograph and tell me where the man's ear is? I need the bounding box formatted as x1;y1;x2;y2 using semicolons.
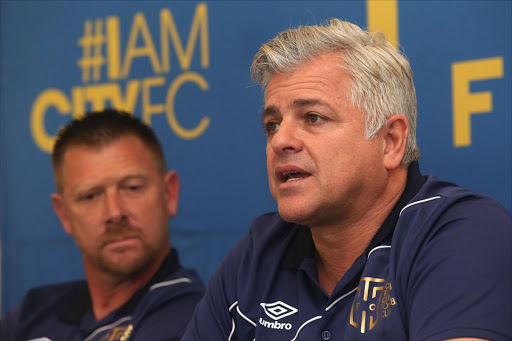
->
51;193;72;235
383;115;408;170
164;170;180;218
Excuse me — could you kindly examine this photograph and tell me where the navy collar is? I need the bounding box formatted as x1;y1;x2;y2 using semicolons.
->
281;161;426;269
57;248;180;324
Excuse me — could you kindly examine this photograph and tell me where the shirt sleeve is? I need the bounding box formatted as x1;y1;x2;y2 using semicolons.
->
400;196;512;341
182;234;250;341
0;305;21;341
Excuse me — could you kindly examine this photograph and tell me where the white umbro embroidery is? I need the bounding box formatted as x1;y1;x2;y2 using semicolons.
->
260;301;298;320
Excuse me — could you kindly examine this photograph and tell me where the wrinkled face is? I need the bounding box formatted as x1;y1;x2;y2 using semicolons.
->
52;135;178;278
263;52;388;227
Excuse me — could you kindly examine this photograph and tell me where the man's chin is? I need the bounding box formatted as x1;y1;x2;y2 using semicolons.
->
278;206;313;225
99;250;154;278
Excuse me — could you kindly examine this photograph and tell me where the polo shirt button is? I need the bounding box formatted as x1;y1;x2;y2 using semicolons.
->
321;330;331;340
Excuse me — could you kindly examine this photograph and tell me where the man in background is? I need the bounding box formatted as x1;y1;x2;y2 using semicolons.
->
183;19;512;340
1;109;204;340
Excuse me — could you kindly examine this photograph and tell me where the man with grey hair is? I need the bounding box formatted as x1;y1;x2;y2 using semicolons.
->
183;19;511;340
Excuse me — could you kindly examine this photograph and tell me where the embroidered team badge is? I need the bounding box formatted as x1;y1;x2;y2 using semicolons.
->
350;277;396;333
97;324;133;341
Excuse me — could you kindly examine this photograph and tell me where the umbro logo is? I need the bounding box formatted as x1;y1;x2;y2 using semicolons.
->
260;301;298;320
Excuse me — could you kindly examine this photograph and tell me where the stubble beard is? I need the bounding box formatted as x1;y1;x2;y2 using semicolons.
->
97;241;159;279
93;223;163;279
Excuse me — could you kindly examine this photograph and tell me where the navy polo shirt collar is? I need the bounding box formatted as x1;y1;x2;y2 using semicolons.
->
57;248;181;324
280;161;426;269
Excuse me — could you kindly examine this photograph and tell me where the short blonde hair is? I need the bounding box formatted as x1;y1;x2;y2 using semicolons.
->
251;19;420;166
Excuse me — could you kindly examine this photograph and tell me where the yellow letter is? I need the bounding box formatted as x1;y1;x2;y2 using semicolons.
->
71;86;86;120
166;72;210;139
452;57;504;147
160;3;209;72
106;16;121;80
142;77;166;124
30;89;71;153
367;0;398;49
77;19;105;83
122;12;162;77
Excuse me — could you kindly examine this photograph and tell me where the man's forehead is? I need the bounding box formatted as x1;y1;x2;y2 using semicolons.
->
62;135;143;156
264;55;350;98
58;137;159;187
263;67;352;118
59;136;146;172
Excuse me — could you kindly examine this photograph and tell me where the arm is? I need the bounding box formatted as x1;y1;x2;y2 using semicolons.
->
403;197;512;341
182;235;250;340
0;305;21;341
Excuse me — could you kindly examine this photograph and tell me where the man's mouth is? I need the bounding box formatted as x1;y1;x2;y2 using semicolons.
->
282;171;309;182
102;228;141;247
276;166;311;183
103;235;141;252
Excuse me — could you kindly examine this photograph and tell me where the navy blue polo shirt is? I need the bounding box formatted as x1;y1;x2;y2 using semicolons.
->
1;250;205;341
183;163;512;340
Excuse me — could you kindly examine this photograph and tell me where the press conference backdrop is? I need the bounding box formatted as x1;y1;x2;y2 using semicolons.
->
0;0;510;314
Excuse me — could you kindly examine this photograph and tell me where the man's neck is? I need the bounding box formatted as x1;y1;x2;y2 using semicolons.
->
312;168;407;296
84;249;169;321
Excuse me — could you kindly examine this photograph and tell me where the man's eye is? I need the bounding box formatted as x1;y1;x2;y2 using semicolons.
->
124;183;144;193
80;193;96;201
263;122;280;134
306;113;324;124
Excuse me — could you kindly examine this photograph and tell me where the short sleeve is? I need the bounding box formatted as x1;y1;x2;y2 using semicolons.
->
404;197;512;341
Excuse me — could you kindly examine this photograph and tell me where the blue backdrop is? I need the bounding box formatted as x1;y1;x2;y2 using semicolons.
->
1;0;510;314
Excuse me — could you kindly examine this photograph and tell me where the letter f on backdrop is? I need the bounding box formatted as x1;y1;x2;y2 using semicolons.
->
452;57;504;147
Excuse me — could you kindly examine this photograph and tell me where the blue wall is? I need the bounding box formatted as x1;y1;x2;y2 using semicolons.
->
1;0;510;314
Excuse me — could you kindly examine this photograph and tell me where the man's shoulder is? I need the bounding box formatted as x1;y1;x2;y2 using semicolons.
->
215;212;296;261
127;266;204;339
232;212;302;264
388;174;512;340
147;250;205;296
148;266;205;296
404;174;510;219
21;280;88;308
209;212;300;285
133;254;205;316
13;280;88;321
0;280;89;339
394;174;511;252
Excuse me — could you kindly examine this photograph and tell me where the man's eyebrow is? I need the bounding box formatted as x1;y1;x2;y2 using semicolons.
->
262;106;279;121
291;98;323;109
262;98;327;120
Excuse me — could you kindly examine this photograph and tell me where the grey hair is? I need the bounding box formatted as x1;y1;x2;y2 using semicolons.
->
251;19;420;166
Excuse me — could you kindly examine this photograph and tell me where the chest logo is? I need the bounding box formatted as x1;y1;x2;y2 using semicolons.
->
260;301;298;320
259;301;297;331
350;277;396;333
97;324;133;341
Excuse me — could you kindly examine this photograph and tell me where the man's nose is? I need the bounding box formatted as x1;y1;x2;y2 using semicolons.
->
105;189;127;224
270;120;303;154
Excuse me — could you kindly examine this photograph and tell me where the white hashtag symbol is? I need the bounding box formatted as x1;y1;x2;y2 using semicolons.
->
78;19;105;83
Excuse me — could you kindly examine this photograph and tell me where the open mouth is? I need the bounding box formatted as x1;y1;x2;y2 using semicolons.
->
283;171;309;182
277;168;312;184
